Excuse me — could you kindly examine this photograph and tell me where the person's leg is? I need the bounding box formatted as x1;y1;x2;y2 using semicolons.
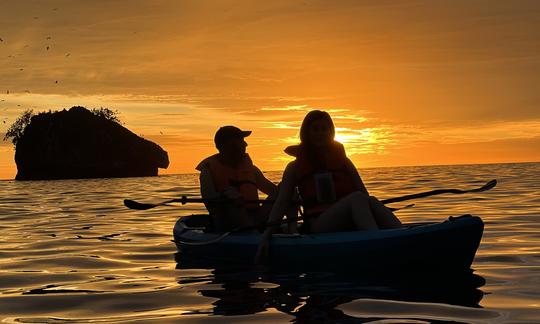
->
368;196;403;229
309;191;378;233
213;205;251;232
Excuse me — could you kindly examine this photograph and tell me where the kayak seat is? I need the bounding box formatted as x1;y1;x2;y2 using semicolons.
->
183;214;214;231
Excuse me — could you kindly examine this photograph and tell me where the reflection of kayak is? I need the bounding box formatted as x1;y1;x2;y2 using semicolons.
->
175;262;486;311
173;214;483;271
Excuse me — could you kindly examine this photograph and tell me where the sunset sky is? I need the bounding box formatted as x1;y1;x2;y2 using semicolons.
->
1;0;539;179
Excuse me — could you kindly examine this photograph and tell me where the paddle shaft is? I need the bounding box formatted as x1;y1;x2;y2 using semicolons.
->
124;179;496;210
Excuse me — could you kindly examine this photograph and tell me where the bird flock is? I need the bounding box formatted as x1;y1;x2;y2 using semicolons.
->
1;8;69;128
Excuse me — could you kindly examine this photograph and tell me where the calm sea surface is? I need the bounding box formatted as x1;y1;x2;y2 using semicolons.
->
0;162;539;323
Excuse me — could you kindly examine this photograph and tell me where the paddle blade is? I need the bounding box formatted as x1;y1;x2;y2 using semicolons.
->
124;199;157;210
475;179;497;192
389;203;415;212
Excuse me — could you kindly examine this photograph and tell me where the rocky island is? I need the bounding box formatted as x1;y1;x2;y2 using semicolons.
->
6;106;169;180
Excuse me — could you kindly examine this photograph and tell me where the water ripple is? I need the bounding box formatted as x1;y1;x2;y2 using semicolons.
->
0;162;539;322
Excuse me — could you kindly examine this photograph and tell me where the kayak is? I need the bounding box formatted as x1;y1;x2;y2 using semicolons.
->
173;214;484;271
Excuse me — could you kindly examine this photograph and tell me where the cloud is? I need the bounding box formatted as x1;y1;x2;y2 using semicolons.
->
1;1;538;123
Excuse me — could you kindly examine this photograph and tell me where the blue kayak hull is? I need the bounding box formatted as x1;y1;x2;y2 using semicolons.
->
174;215;484;271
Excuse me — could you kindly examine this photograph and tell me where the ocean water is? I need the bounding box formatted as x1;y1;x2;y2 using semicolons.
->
0;162;538;323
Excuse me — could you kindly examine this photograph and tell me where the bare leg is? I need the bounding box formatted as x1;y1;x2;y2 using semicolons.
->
368;196;403;229
310;191;378;233
212;204;251;232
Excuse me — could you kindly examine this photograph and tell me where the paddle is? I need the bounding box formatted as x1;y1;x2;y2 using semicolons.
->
124;196;273;211
124;179;497;210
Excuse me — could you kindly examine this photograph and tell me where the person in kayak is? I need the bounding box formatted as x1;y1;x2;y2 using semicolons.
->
197;125;297;233
255;110;402;263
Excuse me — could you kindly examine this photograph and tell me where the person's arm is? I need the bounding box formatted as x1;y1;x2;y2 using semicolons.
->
199;167;221;200
253;166;278;196
255;162;297;263
200;167;243;208
199;167;223;213
344;158;369;195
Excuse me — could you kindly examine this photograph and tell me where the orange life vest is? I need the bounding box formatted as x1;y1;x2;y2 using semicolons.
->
285;141;358;215
196;153;260;209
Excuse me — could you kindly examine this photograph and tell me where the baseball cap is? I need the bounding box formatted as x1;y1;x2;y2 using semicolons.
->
214;126;251;149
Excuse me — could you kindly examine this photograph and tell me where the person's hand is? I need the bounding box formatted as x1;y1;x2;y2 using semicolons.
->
222;186;244;207
255;230;272;264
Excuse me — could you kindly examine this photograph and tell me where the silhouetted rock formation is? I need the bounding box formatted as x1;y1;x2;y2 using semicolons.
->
14;106;169;180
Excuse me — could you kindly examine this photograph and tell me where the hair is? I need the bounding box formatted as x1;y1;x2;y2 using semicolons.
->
299;110;335;145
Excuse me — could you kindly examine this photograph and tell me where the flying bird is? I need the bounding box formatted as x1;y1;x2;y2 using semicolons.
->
65;53;71;57
0;37;3;42
46;36;51;40
46;46;50;50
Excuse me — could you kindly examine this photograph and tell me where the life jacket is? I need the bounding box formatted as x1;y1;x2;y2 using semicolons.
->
285;141;357;215
196;153;260;209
